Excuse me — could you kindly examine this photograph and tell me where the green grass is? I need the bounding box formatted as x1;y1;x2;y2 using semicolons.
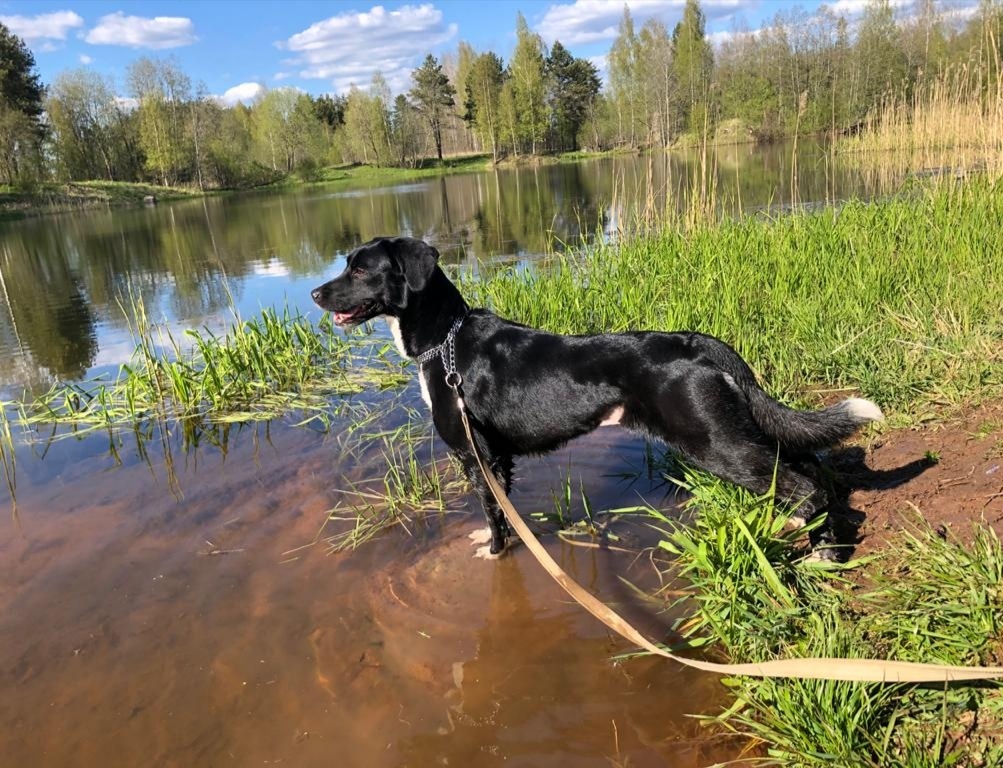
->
466;179;1003;418
318;415;466;552
646;469;1003;767
0;180;202;220
276;153;493;188
5;297;410;444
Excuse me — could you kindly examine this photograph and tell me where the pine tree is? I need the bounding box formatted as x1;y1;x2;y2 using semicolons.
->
671;0;714;134
546;41;600;152
0;22;46;183
410;54;456;162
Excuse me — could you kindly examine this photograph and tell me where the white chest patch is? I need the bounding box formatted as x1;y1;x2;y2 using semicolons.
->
418;368;432;410
386;317;433;412
385;316;408;358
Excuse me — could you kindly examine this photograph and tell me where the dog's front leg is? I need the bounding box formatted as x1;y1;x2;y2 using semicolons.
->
457;451;512;557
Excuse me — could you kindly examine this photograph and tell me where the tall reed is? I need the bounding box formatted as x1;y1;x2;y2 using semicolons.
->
841;63;1003;181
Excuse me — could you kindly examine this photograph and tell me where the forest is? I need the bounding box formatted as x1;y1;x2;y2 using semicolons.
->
1;0;1002;190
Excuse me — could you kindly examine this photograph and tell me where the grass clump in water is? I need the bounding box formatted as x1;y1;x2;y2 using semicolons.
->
15;299;410;440
317;416;466;553
652;468;1003;767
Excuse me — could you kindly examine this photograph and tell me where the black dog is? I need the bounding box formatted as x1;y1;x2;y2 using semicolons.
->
312;237;883;557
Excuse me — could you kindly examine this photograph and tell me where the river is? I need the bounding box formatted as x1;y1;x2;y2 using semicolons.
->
0;142;904;766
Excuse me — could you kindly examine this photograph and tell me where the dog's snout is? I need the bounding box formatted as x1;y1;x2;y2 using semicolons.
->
311;287;323;303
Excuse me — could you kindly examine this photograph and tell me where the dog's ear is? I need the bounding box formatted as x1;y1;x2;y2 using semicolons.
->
392;237;439;292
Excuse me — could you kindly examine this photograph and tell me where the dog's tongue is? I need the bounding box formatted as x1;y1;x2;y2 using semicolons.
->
333;311;353;324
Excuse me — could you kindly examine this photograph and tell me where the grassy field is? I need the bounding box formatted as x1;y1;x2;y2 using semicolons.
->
268;153;493;188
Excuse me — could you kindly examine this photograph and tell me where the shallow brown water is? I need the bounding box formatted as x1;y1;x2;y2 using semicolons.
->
0;414;737;767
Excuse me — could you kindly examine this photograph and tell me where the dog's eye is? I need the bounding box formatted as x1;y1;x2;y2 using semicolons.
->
351;268;367;278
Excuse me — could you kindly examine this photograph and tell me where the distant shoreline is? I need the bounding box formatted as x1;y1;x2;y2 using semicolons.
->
0;139;804;221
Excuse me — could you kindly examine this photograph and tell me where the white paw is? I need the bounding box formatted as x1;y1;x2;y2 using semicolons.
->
467;527;492;546
473;544;503;560
787;515;808;530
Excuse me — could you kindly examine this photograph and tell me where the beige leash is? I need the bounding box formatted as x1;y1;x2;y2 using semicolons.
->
456;393;1003;683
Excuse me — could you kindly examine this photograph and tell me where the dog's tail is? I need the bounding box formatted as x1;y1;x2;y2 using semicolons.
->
700;335;884;452
745;389;883;452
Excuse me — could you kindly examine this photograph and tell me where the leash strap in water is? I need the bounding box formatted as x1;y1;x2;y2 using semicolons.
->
454;391;1003;683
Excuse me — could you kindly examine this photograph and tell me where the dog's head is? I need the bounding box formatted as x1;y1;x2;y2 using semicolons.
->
311;237;439;326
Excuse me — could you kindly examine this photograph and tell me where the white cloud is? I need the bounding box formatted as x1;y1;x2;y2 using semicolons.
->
114;96;139;112
219;82;265;106
84;12;197;49
280;3;457;94
827;0;910;14
0;10;83;43
79;54;93;64
537;0;743;45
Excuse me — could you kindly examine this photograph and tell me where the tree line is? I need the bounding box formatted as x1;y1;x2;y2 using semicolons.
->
2;0;1001;189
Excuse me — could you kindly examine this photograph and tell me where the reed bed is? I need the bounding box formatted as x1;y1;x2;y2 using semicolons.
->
841;63;1003;181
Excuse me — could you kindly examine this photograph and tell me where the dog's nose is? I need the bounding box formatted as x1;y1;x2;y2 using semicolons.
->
311;287;322;302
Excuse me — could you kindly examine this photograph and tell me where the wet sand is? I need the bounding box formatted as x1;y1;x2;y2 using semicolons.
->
0;420;735;767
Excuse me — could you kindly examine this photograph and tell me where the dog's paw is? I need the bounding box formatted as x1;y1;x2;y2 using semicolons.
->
467;527;492;546
803;546;840;564
473;544;504;560
785;515;808;530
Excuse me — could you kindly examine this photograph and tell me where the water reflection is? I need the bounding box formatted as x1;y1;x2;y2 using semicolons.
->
0;140;893;393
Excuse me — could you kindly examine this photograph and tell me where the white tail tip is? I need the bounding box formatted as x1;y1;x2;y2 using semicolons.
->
845;397;884;422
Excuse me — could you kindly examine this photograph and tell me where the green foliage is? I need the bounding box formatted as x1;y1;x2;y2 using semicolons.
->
250;87;327;173
0;22;45;184
409;54;455;161
127;57;194;186
464;52;505;161
607;6;646;148
8;0;1003;185
46;69;138;182
13;300;409;440
672;0;715;135
510;13;549;155
854;0;911;120
546;41;601;152
653;464;1003;767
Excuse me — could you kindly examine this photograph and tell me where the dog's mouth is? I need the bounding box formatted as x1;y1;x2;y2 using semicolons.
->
331;302;379;327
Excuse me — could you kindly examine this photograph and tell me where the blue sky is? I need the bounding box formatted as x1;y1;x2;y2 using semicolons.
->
0;0;981;104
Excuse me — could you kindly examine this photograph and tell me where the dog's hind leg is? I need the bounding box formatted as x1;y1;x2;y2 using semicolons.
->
695;444;838;557
657;369;838;556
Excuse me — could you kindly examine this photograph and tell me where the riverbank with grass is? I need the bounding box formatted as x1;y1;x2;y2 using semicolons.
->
274;153;494;189
0;155;494;220
0;180;205;220
468;179;1003;419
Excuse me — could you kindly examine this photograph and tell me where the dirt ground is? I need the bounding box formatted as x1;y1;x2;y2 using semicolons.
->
832;400;1003;555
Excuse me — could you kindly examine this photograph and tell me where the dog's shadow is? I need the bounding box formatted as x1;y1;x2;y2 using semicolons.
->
814;446;936;556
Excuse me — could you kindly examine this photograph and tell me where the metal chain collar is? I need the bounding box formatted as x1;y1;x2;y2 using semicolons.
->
412;313;467;390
